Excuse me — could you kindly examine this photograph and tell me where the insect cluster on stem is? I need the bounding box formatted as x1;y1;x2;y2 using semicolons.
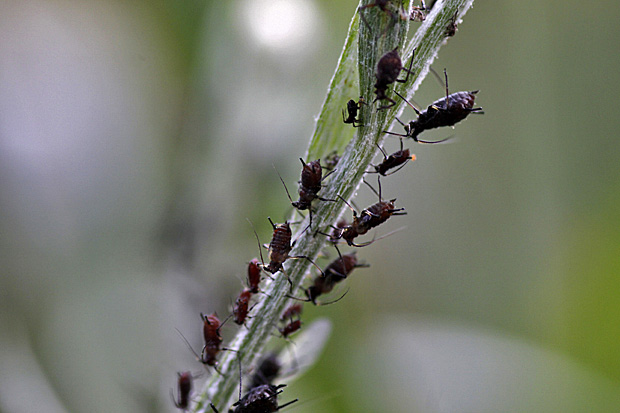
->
169;4;482;412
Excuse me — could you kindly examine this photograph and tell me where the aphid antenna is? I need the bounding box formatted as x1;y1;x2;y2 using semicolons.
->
316;288;351;306
362;176;383;200
175;328;204;365
393;89;422;115
274;164;295;205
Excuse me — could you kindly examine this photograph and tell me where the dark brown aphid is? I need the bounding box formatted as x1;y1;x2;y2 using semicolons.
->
386;69;483;143
279;159;336;228
342;98;364;127
358;0;406;30
323;151;340;171
172;371;192;411
278;303;303;338
250;353;282;389
305;252;368;305
200;312;224;366
280;303;303;321
369;138;416;176
247;259;262;294
446;11;458;37
337;197;407;247
374;48;414;110
410;0;427;22
253;218;323;288
264;218;293;275
210;384;298;413
278;319;301;339
233;289;253;325
328;219;348;244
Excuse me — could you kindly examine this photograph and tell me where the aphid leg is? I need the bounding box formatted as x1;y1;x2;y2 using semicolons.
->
396;48;415;83
443;68;450;107
337;195;358;218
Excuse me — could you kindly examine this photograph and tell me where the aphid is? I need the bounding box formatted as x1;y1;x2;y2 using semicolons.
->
342;98;364;127
305;252;369;305
410;0;427;22
253;217;323;289
279;159;336;228
233;289;253;326
323;151;340;171
277;304;303;338
358;0;406;30
247;259;262;294
200;312;224;366
446;11;458;37
211;384;298;413
374;48;414;110
263;219;293;275
337;197;407;247
278;319;302;339
368;138;416;176
280;303;303;321
171;371;192;411
250;353;282;389
385;68;483;143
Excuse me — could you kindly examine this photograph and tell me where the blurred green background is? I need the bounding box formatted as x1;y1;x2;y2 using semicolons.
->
2;0;620;412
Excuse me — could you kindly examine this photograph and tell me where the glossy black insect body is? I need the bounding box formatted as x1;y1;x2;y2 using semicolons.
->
305;252;368;305
172;371;192;411
386;69;483;143
210;384;298;413
374;48;414;110
342;98;363;127
369;138;415;176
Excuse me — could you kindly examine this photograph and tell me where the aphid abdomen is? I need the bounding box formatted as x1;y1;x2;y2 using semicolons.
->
267;224;292;273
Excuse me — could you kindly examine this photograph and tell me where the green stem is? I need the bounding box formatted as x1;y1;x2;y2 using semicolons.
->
193;1;474;411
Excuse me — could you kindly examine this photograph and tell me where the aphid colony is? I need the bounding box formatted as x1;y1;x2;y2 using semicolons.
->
170;4;481;411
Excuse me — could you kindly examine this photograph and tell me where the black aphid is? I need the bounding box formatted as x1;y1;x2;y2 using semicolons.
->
304;252;369;305
333;180;407;247
250;353;282;389
374;48;414;110
385;68;483;143
278;159;336;228
368;138;415;176
210;384;298;413
342;98;364;127
446;11;458;37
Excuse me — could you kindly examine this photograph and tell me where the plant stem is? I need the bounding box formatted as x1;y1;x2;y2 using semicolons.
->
192;1;475;411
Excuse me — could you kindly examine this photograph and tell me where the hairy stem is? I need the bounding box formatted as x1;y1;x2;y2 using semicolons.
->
193;1;475;411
